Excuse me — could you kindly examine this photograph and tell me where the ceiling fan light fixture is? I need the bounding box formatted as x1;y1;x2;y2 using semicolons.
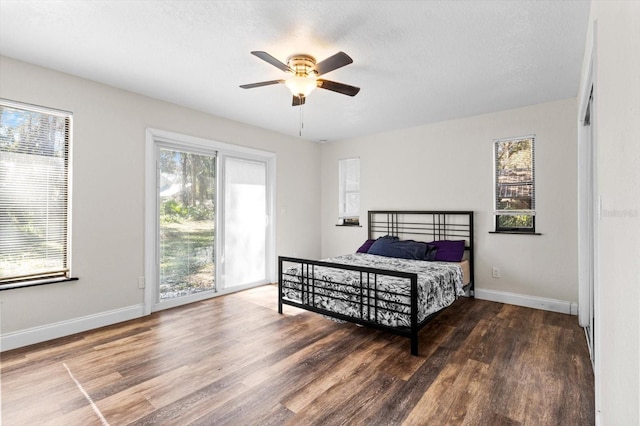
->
241;51;359;105
285;75;317;97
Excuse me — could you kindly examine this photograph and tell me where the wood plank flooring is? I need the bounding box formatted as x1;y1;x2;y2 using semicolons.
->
1;284;594;425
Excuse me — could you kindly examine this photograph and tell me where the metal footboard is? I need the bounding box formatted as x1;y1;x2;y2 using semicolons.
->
278;256;427;355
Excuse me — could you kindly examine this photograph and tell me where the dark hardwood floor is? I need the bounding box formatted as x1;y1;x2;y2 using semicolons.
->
1;284;594;425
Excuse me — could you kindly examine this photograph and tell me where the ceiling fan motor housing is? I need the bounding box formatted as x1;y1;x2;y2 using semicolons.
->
287;54;317;77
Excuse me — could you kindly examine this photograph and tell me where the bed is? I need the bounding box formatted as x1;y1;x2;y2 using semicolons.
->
278;210;474;356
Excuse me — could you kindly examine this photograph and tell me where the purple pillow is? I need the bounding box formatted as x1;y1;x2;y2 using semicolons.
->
431;240;465;262
356;239;375;253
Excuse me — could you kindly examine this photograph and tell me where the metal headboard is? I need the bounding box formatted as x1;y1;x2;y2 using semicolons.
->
368;210;472;243
368;210;475;294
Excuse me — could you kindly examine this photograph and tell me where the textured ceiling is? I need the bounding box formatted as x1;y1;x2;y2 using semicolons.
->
0;0;591;142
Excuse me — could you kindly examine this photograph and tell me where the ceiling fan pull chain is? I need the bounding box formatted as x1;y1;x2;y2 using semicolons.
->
299;100;304;136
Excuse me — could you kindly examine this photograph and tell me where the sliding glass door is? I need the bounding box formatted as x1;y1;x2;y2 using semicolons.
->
158;147;216;304
145;129;274;313
222;156;267;288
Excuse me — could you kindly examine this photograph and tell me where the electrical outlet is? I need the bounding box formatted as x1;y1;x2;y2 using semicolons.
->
138;276;145;289
492;267;501;278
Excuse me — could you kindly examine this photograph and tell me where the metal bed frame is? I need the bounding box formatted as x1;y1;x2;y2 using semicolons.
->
278;210;474;356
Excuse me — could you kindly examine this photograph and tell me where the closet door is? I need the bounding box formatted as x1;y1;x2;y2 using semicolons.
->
579;85;597;364
585;90;596;362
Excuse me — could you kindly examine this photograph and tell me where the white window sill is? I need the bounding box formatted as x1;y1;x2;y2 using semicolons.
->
0;277;79;291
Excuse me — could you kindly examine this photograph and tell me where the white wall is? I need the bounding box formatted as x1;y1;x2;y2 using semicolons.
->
0;56;321;345
579;2;640;425
321;98;578;306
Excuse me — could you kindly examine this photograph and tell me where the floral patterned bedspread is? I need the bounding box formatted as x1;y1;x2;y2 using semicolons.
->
281;253;465;328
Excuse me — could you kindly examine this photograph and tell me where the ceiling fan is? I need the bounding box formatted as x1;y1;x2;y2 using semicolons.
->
240;51;360;106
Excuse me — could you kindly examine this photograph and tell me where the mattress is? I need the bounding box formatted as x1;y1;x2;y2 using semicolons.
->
281;253;465;328
459;259;471;285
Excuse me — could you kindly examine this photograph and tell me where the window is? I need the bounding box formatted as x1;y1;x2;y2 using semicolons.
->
0;100;73;287
338;157;360;225
494;135;536;233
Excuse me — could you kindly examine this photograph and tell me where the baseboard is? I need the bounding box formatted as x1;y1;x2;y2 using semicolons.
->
474;288;578;315
1;304;145;352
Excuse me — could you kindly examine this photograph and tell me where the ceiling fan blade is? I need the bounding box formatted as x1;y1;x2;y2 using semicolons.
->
251;51;293;73
239;80;285;89
316;79;360;96
292;95;306;107
314;51;353;76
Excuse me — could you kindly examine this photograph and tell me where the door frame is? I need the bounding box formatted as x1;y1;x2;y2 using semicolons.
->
144;128;276;314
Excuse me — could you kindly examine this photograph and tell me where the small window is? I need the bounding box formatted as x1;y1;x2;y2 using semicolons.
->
338;158;360;225
494;136;536;233
0;99;73;287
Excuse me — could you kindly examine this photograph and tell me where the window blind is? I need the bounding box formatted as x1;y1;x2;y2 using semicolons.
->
0;100;72;285
338;157;360;218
